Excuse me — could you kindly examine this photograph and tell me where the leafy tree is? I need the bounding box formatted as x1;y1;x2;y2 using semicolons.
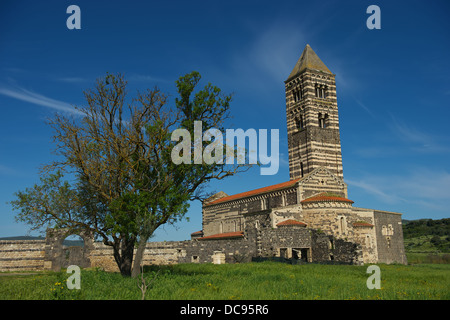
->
11;72;251;276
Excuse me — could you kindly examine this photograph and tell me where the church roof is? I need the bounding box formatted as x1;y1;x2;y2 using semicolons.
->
276;219;307;227
197;231;244;240
301;192;354;204
203;178;301;207
286;44;333;82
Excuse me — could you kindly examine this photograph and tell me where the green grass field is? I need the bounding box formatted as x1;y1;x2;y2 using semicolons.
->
1;262;449;300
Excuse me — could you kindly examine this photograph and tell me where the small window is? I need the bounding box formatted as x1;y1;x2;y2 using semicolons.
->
339;216;346;235
295;115;304;129
315;84;327;99
293;89;301;102
318;113;328;128
319;118;324;128
261;198;268;210
318;113;324;128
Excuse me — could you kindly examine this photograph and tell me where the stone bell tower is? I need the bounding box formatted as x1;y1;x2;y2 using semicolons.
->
285;44;343;181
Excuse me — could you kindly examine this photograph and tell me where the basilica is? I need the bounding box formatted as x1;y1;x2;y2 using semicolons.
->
190;44;407;265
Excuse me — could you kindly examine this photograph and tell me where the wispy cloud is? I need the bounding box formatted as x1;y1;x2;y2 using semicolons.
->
347;168;450;213
353;97;376;119
0;163;23;177
248;24;305;82
354;115;450;158
0;86;82;115
389;114;450;153
346;178;406;205
58;77;89;83
229;21;306;88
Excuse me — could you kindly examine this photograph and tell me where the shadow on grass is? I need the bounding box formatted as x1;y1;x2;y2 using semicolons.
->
141;264;215;276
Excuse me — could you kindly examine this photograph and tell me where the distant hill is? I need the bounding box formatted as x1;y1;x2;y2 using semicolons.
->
0;236;45;241
0;235;84;247
402;218;450;253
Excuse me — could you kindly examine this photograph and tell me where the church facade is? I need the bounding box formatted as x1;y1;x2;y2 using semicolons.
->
0;45;408;272
189;44;407;265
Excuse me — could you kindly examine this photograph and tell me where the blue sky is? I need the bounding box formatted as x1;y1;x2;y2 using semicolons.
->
0;0;449;241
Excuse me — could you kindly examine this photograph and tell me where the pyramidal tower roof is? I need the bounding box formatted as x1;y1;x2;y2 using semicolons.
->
286;44;332;81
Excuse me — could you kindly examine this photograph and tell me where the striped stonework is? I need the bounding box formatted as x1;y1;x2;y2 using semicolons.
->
285;45;343;180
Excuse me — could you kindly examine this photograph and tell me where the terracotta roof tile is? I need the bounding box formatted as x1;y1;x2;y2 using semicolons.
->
204;179;301;207
276;219;307;227
191;231;203;235
197;231;244;240
301;192;354;204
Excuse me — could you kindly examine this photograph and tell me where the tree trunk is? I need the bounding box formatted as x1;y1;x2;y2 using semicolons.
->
112;236;136;277
131;236;149;278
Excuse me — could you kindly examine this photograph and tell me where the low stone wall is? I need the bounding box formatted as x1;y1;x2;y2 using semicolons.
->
0;240;46;271
80;241;191;272
183;238;251;264
0;226;363;272
0;238;191;272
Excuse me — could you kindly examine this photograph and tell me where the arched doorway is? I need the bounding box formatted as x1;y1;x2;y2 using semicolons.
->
44;228;94;271
61;234;85;268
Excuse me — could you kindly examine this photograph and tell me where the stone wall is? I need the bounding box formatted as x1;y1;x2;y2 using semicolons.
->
0;220;366;272
183;238;252;264
44;228;94;271
0;240;46;271
89;241;190;272
373;210;407;264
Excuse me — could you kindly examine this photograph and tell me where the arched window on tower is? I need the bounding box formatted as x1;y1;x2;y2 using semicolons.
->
293;89;301;102
318;113;328;128
315;84;327;99
295;115;304;130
